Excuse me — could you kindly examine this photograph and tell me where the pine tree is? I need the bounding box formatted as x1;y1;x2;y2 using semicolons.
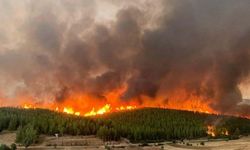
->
16;124;39;148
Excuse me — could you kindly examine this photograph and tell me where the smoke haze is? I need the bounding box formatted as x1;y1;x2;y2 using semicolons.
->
0;0;250;115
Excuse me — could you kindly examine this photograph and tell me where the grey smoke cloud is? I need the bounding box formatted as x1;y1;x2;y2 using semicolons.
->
0;0;250;115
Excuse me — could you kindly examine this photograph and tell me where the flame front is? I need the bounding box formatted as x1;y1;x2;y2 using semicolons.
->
23;103;137;117
63;107;80;116
23;104;36;109
82;104;137;116
116;106;137;111
84;104;111;117
18;88;226;118
63;107;74;114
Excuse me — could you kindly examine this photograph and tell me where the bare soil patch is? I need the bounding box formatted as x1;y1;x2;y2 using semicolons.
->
0;131;16;145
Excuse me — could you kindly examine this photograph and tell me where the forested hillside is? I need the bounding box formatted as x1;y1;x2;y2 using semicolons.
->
102;108;250;142
102;108;207;141
0;107;250;147
0;107;111;147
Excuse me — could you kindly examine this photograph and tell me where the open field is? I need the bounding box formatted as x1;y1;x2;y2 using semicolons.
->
1;131;250;150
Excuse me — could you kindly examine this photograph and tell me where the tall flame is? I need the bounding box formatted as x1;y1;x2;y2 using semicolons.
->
63;107;81;116
23;103;137;117
19;88;223;117
84;104;111;117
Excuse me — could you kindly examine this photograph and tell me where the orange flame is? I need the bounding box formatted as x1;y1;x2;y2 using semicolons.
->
222;130;229;136
207;125;216;137
63;107;80;116
207;125;229;137
116;105;137;111
84;104;137;116
19;87;220;117
84;104;111;117
23;104;36;109
22;103;136;117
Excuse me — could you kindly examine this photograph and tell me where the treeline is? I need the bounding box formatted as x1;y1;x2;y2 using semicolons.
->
102;108;207;142
0;108;107;135
103;108;250;142
0;107;112;147
216;116;250;136
1;107;250;147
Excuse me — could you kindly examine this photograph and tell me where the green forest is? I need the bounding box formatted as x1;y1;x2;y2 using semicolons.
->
0;107;250;148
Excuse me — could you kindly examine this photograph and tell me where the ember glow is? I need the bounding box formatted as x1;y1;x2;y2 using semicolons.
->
207;125;229;137
222;129;229;136
207;125;216;137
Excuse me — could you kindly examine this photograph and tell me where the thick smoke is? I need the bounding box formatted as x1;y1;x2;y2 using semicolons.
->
0;0;250;115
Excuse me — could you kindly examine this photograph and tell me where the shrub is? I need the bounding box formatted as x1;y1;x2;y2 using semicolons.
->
97;126;120;141
10;143;16;150
104;145;111;150
16;124;39;148
186;143;192;146
0;144;11;150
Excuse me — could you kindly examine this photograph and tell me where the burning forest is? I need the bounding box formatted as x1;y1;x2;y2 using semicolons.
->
1;1;250;149
0;0;250;118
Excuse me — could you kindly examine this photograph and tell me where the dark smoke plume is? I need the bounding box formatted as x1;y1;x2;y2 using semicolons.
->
0;0;250;115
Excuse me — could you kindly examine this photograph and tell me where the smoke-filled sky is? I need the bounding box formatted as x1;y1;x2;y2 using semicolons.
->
0;0;250;115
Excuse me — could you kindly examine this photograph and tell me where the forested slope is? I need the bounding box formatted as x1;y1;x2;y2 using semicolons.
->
102;108;250;141
0;107;250;146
